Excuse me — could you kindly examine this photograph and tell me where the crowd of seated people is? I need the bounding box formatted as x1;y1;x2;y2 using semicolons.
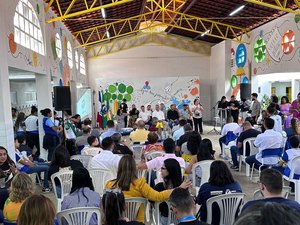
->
1;94;300;225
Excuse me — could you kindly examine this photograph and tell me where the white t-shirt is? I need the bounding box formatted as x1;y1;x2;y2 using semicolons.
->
152;110;165;121
24;115;38;132
221;123;240;136
139;111;149;122
254;129;283;164
90;150;121;176
270;115;283;133
282;148;300;175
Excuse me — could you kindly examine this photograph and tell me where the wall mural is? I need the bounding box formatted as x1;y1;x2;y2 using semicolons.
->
96;76;200;128
231;14;300;96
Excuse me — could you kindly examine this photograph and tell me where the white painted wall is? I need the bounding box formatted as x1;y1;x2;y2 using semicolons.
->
88;43;212;120
10;80;37;108
210;40;232;110
271;81;291;97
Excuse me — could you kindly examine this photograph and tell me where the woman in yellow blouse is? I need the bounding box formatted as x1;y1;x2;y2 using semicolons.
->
3;173;34;222
105;155;191;222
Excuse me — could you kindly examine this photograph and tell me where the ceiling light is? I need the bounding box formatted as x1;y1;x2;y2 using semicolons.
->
201;29;210;37
106;31;110;38
229;5;245;16
101;8;106;19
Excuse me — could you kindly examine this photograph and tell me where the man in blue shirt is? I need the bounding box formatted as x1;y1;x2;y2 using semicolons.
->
242;168;300;213
99;120;117;144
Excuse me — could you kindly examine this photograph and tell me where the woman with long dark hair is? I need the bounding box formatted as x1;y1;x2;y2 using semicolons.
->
102;189;144;225
41;108;60;161
196;160;242;224
0;147;17;210
61;167;100;225
154;158;183;225
280;96;292;129
15;112;26;137
105;155;191;222
185;138;215;174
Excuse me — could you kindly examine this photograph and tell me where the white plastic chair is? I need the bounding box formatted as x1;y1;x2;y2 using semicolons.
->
57;207;101;225
239;137;258;176
206;193;245;225
191;160;214;187
51;170;73;212
137;169;146;179
145;151;165;162
152;201;178;225
89;168;114;196
253;186;291;200
70;155;93;168
125;197;149;221
131;144;145;162
283;155;300;203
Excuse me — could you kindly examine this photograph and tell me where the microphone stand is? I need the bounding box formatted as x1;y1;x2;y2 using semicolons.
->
208;102;220;134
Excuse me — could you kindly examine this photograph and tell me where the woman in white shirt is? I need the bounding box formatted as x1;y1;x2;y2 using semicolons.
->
192;99;204;134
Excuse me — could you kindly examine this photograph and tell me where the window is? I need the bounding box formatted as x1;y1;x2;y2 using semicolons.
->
67;41;73;68
75;51;79;70
80;54;86;75
14;0;44;55
55;33;62;59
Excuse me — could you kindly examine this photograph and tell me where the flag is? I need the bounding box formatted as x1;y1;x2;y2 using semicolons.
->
96;91;103;128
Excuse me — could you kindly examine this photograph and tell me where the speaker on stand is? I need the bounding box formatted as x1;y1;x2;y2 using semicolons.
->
53;86;71;146
240;83;251;100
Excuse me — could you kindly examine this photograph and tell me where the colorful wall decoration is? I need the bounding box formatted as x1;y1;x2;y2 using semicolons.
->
96;76;200;119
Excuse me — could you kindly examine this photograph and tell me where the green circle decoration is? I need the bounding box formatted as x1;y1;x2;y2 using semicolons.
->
295;14;300;23
126;86;133;94
112;94;117;100
108;85;116;93
103;92;111;101
254;38;266;63
118;83;126;93
117;94;123;100
124;94;131;102
231;75;238;89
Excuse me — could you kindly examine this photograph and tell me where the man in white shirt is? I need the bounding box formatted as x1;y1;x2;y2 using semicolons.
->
152;104;165;121
246;118;283;167
218;116;240;153
90;137;121;176
139;105;150;123
267;105;283;133
81;135;102;156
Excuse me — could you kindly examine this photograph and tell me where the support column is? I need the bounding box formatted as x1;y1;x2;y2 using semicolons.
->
35;73;53;160
0;20;14;159
292;79;300;100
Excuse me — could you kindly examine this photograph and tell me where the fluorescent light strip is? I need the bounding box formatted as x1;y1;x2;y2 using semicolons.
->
101;8;106;19
201;29;210;37
229;5;245;16
106;31;110;38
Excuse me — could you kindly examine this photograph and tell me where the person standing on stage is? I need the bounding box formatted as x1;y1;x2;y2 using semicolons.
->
217;96;228;120
228;95;240;123
192;98;204;134
290;93;300;120
250;93;261;124
120;99;128;128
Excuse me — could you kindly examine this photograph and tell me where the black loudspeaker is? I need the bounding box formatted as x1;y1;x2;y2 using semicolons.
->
53;86;71;111
240;83;251;100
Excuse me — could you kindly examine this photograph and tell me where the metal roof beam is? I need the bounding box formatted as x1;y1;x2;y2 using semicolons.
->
244;0;300;14
46;0;134;23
